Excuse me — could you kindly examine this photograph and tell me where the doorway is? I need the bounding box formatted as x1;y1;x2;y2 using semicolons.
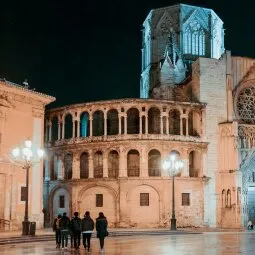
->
247;187;255;223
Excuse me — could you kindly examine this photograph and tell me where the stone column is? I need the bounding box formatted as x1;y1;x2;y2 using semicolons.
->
124;115;127;135
88;153;93;178
77;121;80;137
104;112;107;136
44;158;50;181
58;122;61;140
62;121;65;139
180;116;183;136
89;117;93;137
166;116;169;135
181;149;189;177
119;147;127;177
72;121;75;138
140;148;148;177
48;122;52;142
160;115;163;135
57;156;64;180
72;153;80;179
103;153;108;178
118;115;122;135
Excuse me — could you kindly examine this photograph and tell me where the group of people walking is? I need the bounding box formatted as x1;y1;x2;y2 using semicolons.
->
53;211;108;253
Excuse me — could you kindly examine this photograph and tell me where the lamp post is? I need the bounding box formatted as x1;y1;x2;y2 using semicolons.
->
162;152;184;230
11;139;44;236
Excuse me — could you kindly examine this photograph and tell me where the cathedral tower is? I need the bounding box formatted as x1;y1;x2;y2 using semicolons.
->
140;4;225;99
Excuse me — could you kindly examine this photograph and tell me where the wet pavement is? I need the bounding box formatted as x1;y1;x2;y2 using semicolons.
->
0;232;254;254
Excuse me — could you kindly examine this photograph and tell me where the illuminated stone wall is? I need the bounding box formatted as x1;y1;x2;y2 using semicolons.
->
44;99;208;228
140;4;224;99
0;80;54;230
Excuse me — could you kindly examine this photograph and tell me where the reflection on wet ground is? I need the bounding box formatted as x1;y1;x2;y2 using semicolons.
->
0;232;255;254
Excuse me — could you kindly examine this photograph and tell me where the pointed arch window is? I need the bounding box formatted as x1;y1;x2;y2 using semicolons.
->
222;189;226;208
183;20;206;56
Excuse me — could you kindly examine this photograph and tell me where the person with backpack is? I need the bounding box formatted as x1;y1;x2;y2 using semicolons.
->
96;212;108;253
59;212;70;250
81;211;94;252
53;214;62;248
70;212;82;250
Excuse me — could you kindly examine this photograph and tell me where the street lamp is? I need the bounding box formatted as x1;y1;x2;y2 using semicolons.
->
11;139;44;235
162;152;184;230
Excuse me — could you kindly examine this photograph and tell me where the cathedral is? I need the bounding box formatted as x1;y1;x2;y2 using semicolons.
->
43;4;255;228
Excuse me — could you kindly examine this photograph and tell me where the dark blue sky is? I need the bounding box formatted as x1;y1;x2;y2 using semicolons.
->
1;0;254;108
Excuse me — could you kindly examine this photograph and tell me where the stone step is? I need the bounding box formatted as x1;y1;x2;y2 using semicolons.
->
0;230;200;245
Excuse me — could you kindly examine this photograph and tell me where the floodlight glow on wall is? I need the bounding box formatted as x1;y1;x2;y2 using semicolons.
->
162;152;184;231
11;139;44;236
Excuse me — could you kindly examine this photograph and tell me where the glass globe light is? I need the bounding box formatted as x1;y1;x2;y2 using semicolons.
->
170;154;176;161
12;147;20;158
37;149;44;158
23;147;33;160
162;160;171;171
24;140;32;148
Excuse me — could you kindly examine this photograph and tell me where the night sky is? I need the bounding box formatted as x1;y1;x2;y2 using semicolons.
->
1;0;255;108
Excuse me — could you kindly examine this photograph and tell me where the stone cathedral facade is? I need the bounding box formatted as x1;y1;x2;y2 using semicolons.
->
43;4;255;228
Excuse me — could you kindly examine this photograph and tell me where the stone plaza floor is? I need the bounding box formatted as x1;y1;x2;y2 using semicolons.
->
0;232;255;254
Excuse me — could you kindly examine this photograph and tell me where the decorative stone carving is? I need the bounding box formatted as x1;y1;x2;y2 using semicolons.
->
238;125;255;139
236;86;255;123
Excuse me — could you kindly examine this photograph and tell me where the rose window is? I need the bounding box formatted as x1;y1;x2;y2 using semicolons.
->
237;86;255;124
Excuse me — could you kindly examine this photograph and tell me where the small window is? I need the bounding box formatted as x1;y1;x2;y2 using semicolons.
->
96;194;103;207
140;193;149;206
142;107;145;111
182;193;190;206
59;195;65;208
121;108;124;112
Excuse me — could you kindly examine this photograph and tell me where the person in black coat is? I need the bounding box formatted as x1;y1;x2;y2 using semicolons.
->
96;212;108;252
59;212;70;250
81;211;94;252
53;214;62;248
70;212;82;250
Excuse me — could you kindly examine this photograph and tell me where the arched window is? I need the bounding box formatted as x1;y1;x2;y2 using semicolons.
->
199;30;205;55
183;20;206;56
64;153;73;179
127;150;140;177
51;116;58;141
107;109;119;135
94;151;103;178
169;109;180;135
188;111;201;137
108;150;119;178
184;27;191;54
148;150;161;176
127;108;139;134
189;151;201;177
64;114;73;139
227;189;231;207
93;111;104;136
80;112;90;137
148;108;161;134
80;152;89;179
222;189;226;208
